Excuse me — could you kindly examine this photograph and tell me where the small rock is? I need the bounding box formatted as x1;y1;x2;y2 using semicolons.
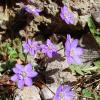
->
13;85;41;100
92;11;100;24
40;85;55;100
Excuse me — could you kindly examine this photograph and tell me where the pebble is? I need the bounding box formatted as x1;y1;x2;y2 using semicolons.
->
92;11;100;25
13;85;41;100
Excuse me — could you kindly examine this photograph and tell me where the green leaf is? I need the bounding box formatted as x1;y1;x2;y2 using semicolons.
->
87;17;96;35
7;46;18;59
82;67;91;73
94;60;100;69
75;65;84;75
69;64;84;75
95;36;100;44
87;17;100;45
82;89;92;97
69;63;100;75
6;98;9;100
69;65;76;74
95;31;100;35
82;66;97;72
95;96;100;100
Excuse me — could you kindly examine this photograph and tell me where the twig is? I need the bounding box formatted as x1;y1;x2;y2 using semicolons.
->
85;78;100;88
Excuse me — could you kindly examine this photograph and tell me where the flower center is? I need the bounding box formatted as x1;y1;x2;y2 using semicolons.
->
59;92;65;100
29;45;33;48
27;5;35;11
22;72;27;78
48;45;52;50
64;12;68;18
70;48;74;56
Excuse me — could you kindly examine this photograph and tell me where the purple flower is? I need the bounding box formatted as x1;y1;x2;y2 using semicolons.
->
40;39;57;58
54;85;74;100
65;34;83;64
60;5;74;24
22;39;40;56
24;5;42;15
11;63;38;89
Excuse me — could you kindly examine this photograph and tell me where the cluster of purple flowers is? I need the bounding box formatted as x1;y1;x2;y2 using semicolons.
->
11;35;83;90
54;85;74;100
22;39;57;58
11;4;82;100
11;39;57;89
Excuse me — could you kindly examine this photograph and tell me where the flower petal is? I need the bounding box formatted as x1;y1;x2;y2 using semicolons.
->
67;34;71;42
34;9;42;15
17;79;24;89
24;5;41;15
71;39;78;48
27;70;38;78
65;48;70;57
24;49;29;53
47;51;53;58
64;95;73;100
11;74;18;82
23;43;29;53
41;46;48;53
63;85;71;92
47;39;51;45
53;95;60;100
75;48;84;56
24;63;32;72
65;40;71;52
54;85;62;100
16;64;24;72
73;56;81;64
13;67;20;74
28;39;32;46
13;64;24;74
24;77;32;86
56;85;63;94
18;74;24;80
60;13;65;20
29;48;35;56
67;56;73;64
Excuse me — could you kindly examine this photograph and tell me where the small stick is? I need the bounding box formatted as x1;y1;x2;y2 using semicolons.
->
85;78;100;88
